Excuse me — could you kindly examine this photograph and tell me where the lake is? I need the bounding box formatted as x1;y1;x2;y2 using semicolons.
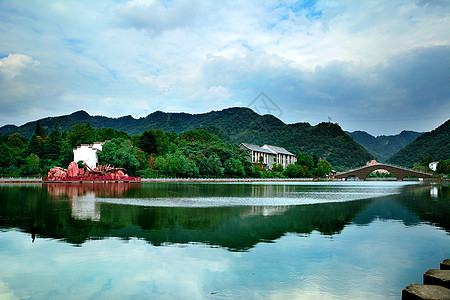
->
0;181;449;299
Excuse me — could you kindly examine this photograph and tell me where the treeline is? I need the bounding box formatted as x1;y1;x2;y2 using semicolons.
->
0;122;333;178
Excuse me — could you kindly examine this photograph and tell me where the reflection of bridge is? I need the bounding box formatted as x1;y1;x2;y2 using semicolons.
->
334;163;433;181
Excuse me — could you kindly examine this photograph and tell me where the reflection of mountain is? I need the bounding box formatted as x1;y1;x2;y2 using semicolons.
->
353;184;449;233
0;183;447;250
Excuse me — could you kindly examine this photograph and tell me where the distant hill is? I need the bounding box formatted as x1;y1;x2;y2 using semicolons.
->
0;107;373;168
346;130;423;162
387;119;450;167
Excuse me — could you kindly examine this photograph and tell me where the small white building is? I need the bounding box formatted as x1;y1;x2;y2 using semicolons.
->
73;142;105;169
429;161;439;171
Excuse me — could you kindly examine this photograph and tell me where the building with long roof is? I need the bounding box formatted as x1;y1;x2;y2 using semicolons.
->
239;143;296;169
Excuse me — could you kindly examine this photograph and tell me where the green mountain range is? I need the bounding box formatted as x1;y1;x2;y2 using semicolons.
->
387;119;450;167
346;130;423;162
0;107;373;169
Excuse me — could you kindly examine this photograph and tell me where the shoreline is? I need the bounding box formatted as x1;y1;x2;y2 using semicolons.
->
0;177;445;183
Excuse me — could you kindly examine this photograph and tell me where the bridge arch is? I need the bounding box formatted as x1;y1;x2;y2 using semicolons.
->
334;163;432;181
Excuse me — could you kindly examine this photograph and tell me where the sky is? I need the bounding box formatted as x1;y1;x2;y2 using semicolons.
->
0;0;449;136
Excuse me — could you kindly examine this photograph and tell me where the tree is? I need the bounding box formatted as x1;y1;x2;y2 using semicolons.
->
296;153;314;169
95;128;130;142
43;125;62;160
138;129;169;156
34;120;47;138
98;139;140;175
26;154;40;175
156;152;199;177
28;134;43;157
224;158;245;177
0;142;14;174
7;133;26;150
67;123;95;148
283;164;309;178
437;160;450;174
317;160;332;177
199;154;223;177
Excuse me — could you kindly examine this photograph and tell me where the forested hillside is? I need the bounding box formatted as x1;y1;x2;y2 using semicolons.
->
0;107;373;168
387;119;450;167
347;130;423;162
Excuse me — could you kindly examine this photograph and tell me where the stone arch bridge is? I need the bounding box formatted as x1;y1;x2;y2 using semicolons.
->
334;163;433;181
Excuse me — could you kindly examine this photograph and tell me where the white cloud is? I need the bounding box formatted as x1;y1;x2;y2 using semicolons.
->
0;0;448;134
0;54;39;80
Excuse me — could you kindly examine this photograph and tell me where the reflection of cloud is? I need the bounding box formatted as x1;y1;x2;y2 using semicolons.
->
0;218;449;299
0;280;18;300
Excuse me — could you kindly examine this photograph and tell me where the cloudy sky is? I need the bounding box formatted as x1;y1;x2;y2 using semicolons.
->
0;0;449;135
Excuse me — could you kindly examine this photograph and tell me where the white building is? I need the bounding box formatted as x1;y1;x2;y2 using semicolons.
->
429;161;439;171
262;144;297;168
239;143;296;169
73;142;105;168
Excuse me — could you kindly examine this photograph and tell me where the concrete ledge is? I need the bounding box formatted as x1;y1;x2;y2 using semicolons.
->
442;259;450;270
402;284;450;300
424;269;450;289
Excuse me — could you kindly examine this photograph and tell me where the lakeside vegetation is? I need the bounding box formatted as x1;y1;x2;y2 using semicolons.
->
0;122;332;179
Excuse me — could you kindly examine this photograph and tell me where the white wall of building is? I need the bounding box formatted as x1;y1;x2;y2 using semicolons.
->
73;142;104;168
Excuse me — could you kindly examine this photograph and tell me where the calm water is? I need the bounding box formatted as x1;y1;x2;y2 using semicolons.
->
0;181;449;299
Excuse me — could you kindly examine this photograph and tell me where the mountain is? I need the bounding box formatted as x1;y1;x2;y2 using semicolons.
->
387;119;450;167
346;130;423;162
0;107;373;168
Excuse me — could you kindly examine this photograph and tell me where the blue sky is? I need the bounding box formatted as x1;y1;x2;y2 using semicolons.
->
0;0;449;135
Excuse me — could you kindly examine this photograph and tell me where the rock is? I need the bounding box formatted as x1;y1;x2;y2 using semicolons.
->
117;170;124;180
424;269;450;289
67;162;79;177
442;260;450;270
402;284;450;299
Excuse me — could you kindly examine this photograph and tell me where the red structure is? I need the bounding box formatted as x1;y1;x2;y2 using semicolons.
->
45;162;141;182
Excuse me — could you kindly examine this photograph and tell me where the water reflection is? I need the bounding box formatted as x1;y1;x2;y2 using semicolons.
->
0;182;448;250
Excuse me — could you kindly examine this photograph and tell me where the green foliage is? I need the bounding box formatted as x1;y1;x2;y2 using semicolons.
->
95;128;130;142
138;129;170;156
67;123;95;148
437;159;450;174
42;125;62;161
7;133;27;150
58;140;74;167
272;162;284;172
98;138;140;175
0;142;15;173
34;120;47;138
387;119;449;167
179;129;222;144
155;152;199;177
284;164;309;178
199;154;223;177
26;154;41;175
296;153;314;169
224;158;245;177
317;160;332;177
28;134;43;157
